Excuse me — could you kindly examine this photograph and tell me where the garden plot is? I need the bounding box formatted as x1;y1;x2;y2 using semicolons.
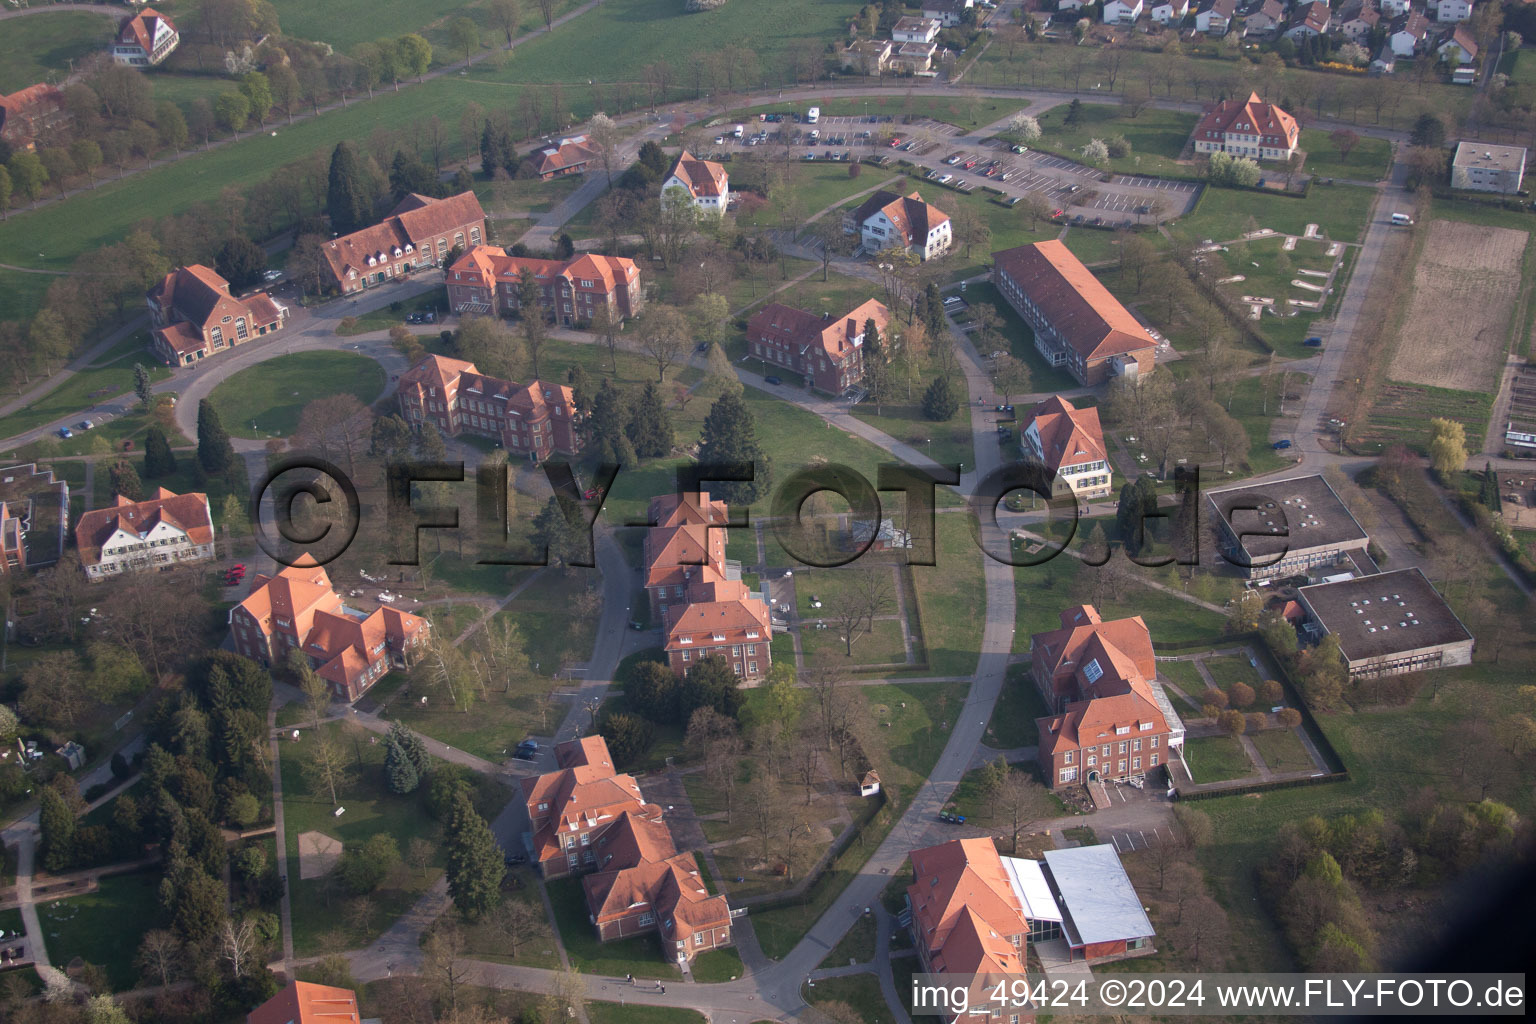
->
1388;219;1528;393
1203;235;1341;319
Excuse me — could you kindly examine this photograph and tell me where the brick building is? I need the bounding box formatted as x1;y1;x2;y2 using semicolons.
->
0;463;69;575
1031;605;1184;789
395;354;582;462
745;298;891;394
147;265;288;366
1190;92;1299;161
74;488;215;581
228;560;430;702
247;980;360;1024
446;246;643;325
0;84;66;150
322;191;486;296
112;7;180;67
1205;474;1370;580
664;578;773;681
991;242;1157;386
1019;395;1113;501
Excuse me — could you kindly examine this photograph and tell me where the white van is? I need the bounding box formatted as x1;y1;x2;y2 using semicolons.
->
1390;212;1413;226
733;124;745;138
806;106;820;124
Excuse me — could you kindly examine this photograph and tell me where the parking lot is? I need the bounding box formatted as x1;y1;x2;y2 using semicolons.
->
1104;825;1174;853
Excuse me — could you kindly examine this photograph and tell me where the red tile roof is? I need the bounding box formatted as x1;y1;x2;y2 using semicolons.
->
532;135;598;176
447;246;641;301
665;150;729;199
648;490;729;529
745;298;891;365
992;241;1156;363
1195;92;1299;148
323;191;485;285
116;6;176;53
848;190;951;247
907;838;1028;976
73;489;213;568
1032;604;1156;703
664;579;772;653
1023;395;1107;473
248;979;360;1024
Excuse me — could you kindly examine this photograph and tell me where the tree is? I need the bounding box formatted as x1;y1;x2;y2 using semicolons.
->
1217;709;1247;736
385;739;420;793
488;897;539;959
6;152;47;204
698;390;770;504
340;833;401;894
396;34;433;81
998;770;1053;853
992;353;1030;407
327;141;373;235
215;235;267;291
135;930;183;988
922;375;958;421
637;303;690;383
240;72;273;126
586;378;636;465
536;0;558;30
450;17;481;63
1081;138;1110;166
597;711;654;766
1008;113;1041;142
1427;417;1467;477
214;90;251;135
71;139;104;187
109;459;143;501
1229;681;1255;709
302;735;354;806
489;0;523;44
197;398;236;475
532;496;583;568
39;785;76;872
1410;113;1446;149
445;791;504;918
1404;145;1448;188
587;112;621;187
627;381;673;459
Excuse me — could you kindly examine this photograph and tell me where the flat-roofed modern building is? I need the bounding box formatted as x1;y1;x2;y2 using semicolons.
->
1451;141;1527;194
1205;474;1369;579
1040;844;1156;962
1296;567;1474;678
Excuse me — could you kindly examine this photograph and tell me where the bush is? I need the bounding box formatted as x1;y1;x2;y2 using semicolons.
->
1202;687;1229;709
1229;681;1255;709
339;316;358;331
1278;708;1303;728
1218;709;1248;735
1105;134;1131;159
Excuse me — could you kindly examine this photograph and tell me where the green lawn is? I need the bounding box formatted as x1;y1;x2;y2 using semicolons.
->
545;877;682;979
822;911;878;967
1032;104;1198;178
1297;129;1394;182
850;403;973;471
733;163;904;231
39;872;162;991
0;338;172;447
1172;182;1377;248
955;281;1081;394
0;12;115;95
208;351;386;439
984;664;1049;750
336;291;447;336
1061;224;1157;267
908;513;986;676
801;616;909;667
458;869;563;969
1250;726;1314;773
726;96;1030;132
1202;654;1264;699
804;973;890;1024
1181;734;1254;784
1156;658;1206;698
689;945;745;982
279;720;462;957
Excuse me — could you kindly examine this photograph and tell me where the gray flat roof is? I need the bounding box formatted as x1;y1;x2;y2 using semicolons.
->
1042;844;1155;947
1298;567;1472;664
1453;141;1527;173
1205;474;1367;561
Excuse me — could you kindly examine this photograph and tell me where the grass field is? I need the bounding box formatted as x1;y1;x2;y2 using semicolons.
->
732;164;904;231
909;514;986;676
1182;733;1253;783
822;911;878;967
725;95;1030;132
1172;182;1376;249
983;663;1050;749
39;872;162;991
850;402;973;471
0;12;115;94
458;869;562;969
1031;104;1198;178
0;336;172;445
804;973;889;1024
1202;653;1264;699
208;351;387;439
588;1005;706;1024
1297;129;1394;182
801;616;909;666
1250;726;1314;772
546;877;683;979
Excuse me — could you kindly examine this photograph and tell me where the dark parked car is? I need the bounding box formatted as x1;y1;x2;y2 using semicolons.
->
1273;439;1293;450
764;375;782;385
696;342;710;352
1304;337;1324;347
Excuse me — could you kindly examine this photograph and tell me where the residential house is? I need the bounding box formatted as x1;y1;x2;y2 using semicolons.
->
662;150;730;215
1338;0;1383;42
1436;24;1479;61
321;191;487;296
991;241;1157;386
0;84;67;151
1031;605;1183;789
74;488;214;581
1190;91;1300;160
248;980;362;1024
842;189;953;260
1380;0;1412;14
1204;474;1370;580
893;15;943;41
1242;0;1286;35
0;464;69;574
1194;0;1238;34
1283;1;1331;40
922;0;975;26
528;135;598;179
844;38;895;74
1151;0;1190;26
1103;0;1145;23
1388;10;1431;54
146;264;288;366
1436;0;1472;18
1451;140;1526;192
1371;44;1399;71
228;561;430;702
1296;568;1474;678
890;41;941;72
1019;395;1113;501
1058;0;1087;11
395;354;583;461
906;838;1030;1021
112;7;179;66
446;245;643;325
745;297;892;394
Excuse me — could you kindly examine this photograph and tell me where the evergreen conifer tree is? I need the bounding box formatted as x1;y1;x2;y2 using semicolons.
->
326;141;372;235
143;426;177;478
196;399;235;475
922;376;958;421
445;791;504;918
586;379;636;466
698;390;770;503
384;739;420;794
134;363;153;409
110;460;144;501
627;382;673;460
388;721;431;779
39;786;75;872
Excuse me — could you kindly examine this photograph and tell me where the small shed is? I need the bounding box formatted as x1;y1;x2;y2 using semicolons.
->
858;770;881;797
57;741;86;771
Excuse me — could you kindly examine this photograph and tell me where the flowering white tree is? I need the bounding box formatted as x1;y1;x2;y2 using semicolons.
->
1081;138;1110;165
1008;113;1042;142
1337;42;1369;66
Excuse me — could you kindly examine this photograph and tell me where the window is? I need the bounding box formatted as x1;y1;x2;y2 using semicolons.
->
1151;753;1159;766
1118;760;1127;773
1133;738;1142;752
1151;735;1159;748
1063;751;1073;764
694;933;704;946
1132;757;1142;770
748;662;757;674
1118;742;1127;754
1060;766;1078;783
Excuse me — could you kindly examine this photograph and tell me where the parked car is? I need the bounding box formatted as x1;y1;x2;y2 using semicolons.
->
764;375;782;385
262;269;284;282
995;404;1013;413
1272;439;1293;450
1304;337;1324;347
937;173;953;184
57;427;72;439
1011;145;1028;153
696;341;710;352
78;420;94;430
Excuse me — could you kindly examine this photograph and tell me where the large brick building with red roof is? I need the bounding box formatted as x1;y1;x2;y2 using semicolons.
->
228;560;430;701
662;150;730;215
446;245;643;325
146;265;289;366
520;735;734;961
322;191;487;296
992;241;1158;387
112;7;179;67
0;84;66;150
1191;91;1299;161
746;298;891;394
74;488;214;581
1031;605;1183;789
395;353;582;461
1019;395;1112;500
247;980;360;1024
